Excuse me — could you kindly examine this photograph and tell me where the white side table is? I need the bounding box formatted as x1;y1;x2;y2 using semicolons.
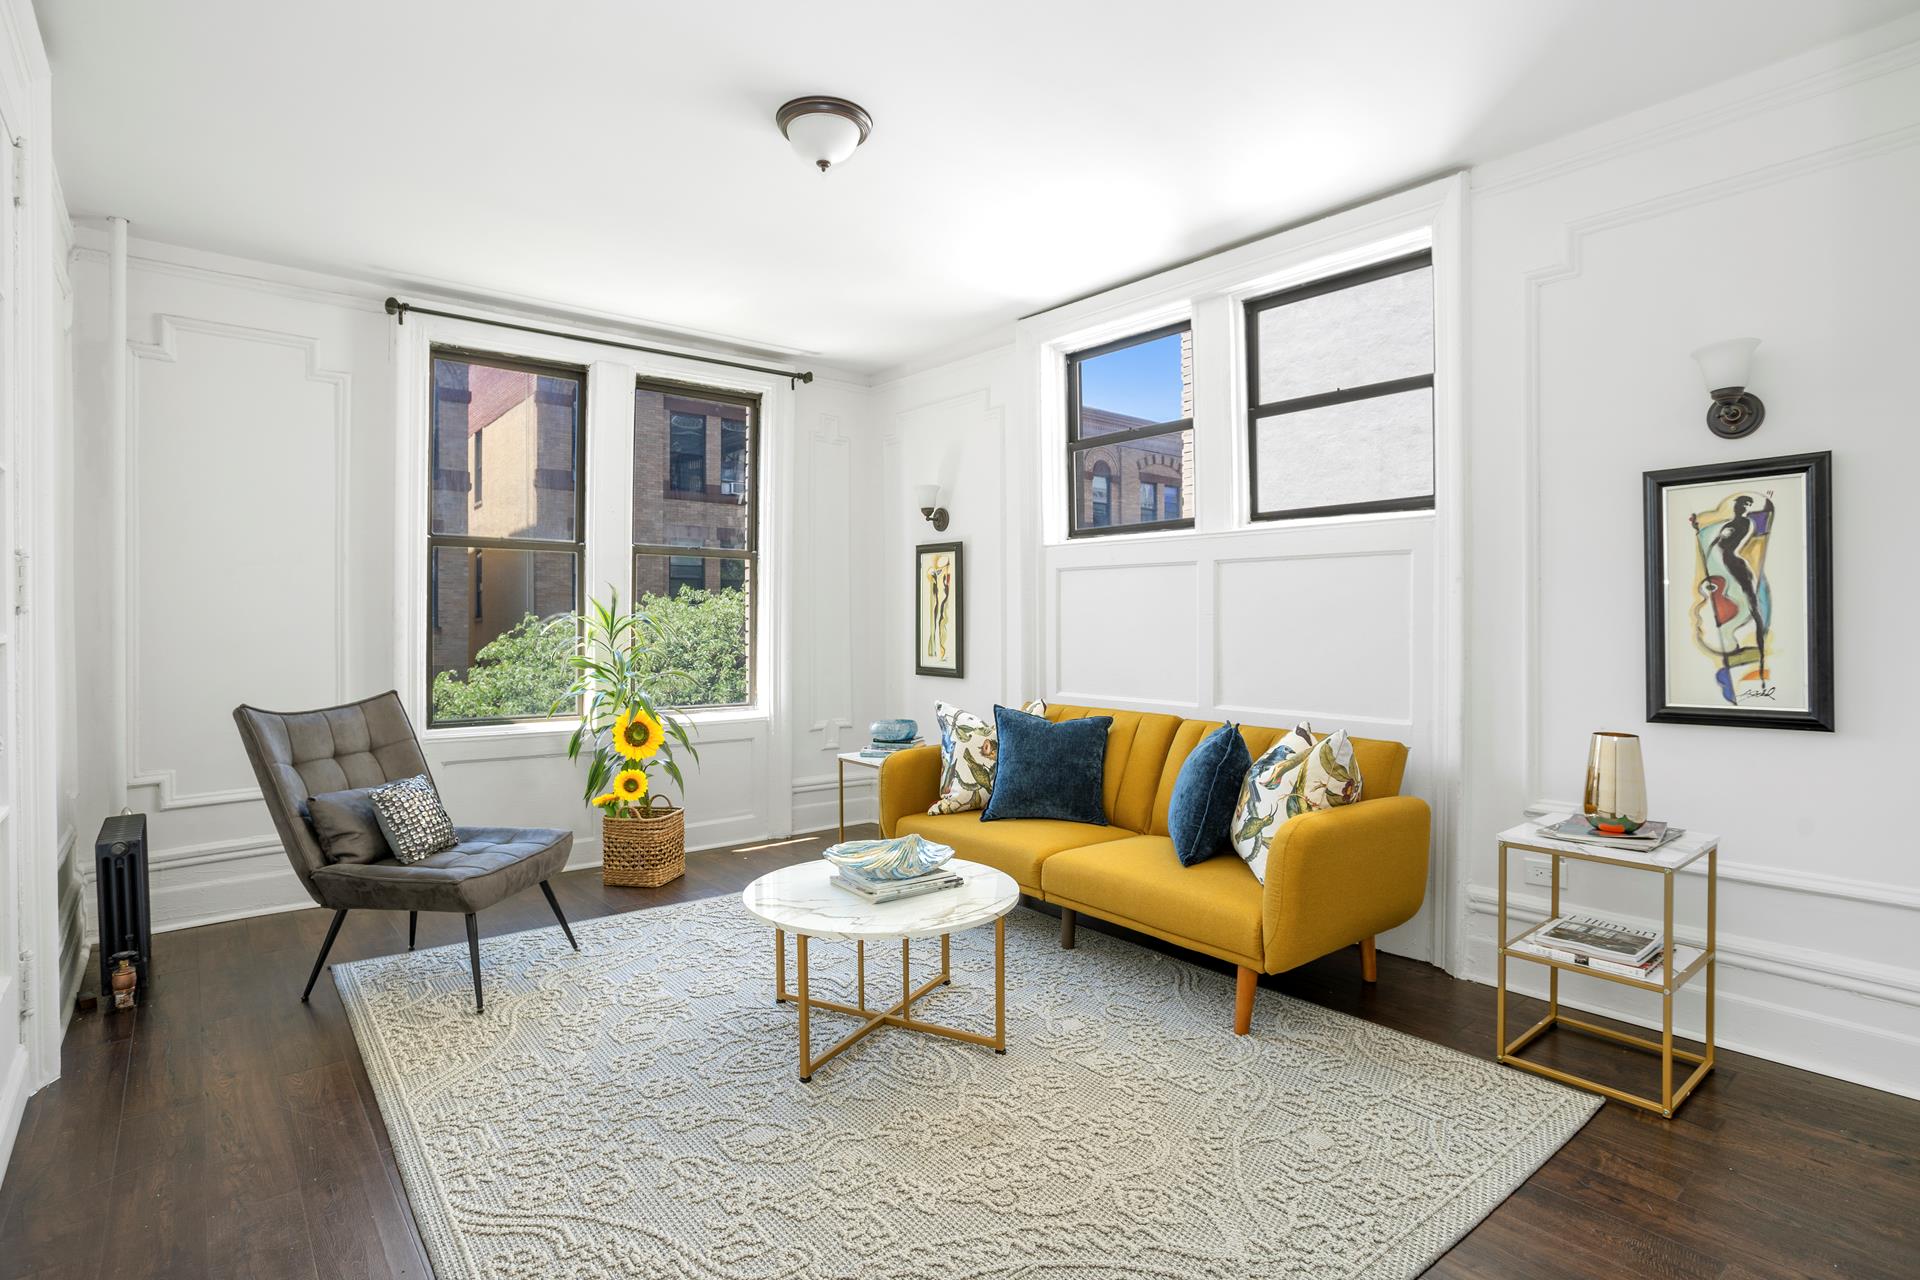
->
834;751;883;842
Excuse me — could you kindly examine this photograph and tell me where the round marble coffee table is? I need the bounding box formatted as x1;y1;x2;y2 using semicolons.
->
741;858;1019;1081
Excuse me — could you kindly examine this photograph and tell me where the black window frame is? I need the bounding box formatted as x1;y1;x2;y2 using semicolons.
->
634;376;761;709
1244;250;1435;522
426;346;587;728
1065;320;1195;539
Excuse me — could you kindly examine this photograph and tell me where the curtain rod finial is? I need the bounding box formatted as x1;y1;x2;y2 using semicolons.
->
384;296;405;323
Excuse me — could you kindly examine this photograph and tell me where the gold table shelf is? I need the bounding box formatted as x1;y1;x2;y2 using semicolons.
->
1495;820;1719;1118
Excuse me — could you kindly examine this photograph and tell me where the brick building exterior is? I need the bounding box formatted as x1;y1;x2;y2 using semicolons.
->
631;386;753;599
430;359;580;684
1074;330;1194;529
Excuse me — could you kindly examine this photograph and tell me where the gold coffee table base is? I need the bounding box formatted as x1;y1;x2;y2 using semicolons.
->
773;918;1006;1081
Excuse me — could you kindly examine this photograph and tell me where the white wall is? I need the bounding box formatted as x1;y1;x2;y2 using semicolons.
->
68;236;875;935
863;21;1920;1097
1458;24;1920;1099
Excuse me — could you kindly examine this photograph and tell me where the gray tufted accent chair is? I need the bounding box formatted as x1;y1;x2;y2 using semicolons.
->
234;690;577;1012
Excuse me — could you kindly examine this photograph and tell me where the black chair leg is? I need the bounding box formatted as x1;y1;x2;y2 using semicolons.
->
302;909;349;1003
539;880;579;951
465;913;484;1014
408;911;418;951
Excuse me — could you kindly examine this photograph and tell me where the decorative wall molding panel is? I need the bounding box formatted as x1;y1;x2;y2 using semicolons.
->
125;314;350;811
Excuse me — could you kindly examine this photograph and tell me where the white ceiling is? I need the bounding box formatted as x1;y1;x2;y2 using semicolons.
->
41;0;1918;374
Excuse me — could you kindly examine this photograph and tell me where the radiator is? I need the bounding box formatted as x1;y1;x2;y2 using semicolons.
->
94;813;152;1007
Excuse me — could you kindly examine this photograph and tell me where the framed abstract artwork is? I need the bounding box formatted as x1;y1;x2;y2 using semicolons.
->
915;541;964;678
1643;452;1833;731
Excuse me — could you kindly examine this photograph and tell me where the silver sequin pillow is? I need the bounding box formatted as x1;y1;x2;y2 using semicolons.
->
369;774;456;864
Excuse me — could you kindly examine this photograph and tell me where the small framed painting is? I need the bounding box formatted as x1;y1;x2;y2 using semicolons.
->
915;542;964;678
1643;452;1833;731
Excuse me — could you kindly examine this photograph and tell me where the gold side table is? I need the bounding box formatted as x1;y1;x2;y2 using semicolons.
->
1495;818;1718;1118
834;751;883;842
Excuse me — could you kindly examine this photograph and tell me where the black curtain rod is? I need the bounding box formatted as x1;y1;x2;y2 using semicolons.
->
383;297;814;386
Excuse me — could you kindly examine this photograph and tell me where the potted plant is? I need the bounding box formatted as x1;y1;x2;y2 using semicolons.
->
558;590;699;888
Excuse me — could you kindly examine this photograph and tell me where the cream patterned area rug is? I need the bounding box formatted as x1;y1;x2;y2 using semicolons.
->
335;896;1598;1280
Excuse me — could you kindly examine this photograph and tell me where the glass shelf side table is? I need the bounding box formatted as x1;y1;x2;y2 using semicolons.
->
1495;818;1718;1118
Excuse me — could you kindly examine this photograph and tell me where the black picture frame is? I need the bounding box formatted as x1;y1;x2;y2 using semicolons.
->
914;541;964;679
1643;451;1833;731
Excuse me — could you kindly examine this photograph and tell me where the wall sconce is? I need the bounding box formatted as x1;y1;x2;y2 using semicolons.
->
1692;338;1766;439
915;483;949;532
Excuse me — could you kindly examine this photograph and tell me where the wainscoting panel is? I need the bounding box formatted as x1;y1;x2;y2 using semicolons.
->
1054;561;1199;707
127;317;348;810
1214;550;1413;726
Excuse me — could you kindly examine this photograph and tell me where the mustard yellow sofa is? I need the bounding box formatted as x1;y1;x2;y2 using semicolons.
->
878;703;1431;1033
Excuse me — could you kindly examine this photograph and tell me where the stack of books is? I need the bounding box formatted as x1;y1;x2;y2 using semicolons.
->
830;865;965;904
1511;913;1697;981
1535;813;1683;854
857;727;925;759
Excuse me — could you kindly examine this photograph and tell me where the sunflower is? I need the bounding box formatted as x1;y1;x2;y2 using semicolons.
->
612;707;665;761
592;769;649;809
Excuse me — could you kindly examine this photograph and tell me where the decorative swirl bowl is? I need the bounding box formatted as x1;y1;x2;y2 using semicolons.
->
822;834;954;881
870;718;919;743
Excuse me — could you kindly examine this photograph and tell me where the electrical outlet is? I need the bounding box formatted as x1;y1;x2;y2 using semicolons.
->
1522;856;1564;889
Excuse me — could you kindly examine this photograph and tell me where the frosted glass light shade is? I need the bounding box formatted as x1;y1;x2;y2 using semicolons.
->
1692;338;1760;393
913;483;942;511
776;97;873;172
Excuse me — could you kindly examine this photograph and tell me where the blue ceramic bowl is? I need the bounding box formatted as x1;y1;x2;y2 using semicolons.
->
870;718;918;743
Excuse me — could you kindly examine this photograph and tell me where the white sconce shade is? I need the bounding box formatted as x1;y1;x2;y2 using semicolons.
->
1692;338;1760;393
776;97;873;172
1690;338;1766;438
914;482;949;531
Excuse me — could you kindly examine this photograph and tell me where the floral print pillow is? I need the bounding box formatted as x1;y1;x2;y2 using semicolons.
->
929;699;1047;815
1231;724;1362;884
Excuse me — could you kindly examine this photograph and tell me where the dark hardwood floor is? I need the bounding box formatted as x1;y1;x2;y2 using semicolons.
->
2;824;1913;1279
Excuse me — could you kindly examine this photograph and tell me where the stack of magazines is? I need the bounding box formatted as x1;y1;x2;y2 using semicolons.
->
1512;913;1693;979
1535;813;1682;854
831;864;964;904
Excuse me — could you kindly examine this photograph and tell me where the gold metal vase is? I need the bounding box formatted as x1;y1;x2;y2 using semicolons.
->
1583;732;1648;834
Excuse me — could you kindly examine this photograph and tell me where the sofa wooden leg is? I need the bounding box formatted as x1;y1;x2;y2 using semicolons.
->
1059;908;1077;950
1234;966;1256;1035
1360;936;1378;984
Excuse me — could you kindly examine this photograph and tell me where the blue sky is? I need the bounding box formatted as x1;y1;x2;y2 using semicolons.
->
1080;332;1183;423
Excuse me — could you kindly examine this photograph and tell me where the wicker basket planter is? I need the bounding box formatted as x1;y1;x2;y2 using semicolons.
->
601;802;685;888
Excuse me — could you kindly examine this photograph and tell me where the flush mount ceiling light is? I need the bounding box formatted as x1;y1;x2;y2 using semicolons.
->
776;96;873;172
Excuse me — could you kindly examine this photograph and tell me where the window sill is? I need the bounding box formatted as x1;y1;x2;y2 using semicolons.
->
1046;506;1434;549
422;705;769;749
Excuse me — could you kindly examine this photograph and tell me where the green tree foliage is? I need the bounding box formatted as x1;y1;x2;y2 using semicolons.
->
632;587;749;708
430;588;748;723
430;613;575;722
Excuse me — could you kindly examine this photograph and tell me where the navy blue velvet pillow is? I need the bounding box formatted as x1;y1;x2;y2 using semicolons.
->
1168;722;1251;866
981;705;1111;824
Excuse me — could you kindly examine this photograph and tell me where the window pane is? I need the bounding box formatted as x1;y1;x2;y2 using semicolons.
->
634;386;753;550
1254;264;1432;406
432;356;579;541
429;546;577;723
1075;328;1191;431
632;552;751;707
1072;428;1192;532
1253;388;1433;515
